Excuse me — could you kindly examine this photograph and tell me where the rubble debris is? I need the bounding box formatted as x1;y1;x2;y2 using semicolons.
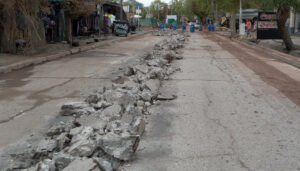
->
97;132;140;161
37;159;56;171
60;102;95;117
56;133;70;151
85;94;101;104
35;139;57;157
124;67;135;76
130;116;146;136
68;139;96;157
46;121;74;137
93;157;113;171
53;153;75;170
144;79;160;96
7;30;187;171
62;158;99;171
98;104;123;122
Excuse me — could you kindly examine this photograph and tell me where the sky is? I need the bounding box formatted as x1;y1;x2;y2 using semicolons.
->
139;0;171;7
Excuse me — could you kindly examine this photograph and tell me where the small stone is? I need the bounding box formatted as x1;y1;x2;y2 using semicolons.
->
85;94;100;104
136;100;144;107
124;67;135;76
53;153;74;171
130;116;146;136
37;159;56;171
140;90;153;102
145;102;151;107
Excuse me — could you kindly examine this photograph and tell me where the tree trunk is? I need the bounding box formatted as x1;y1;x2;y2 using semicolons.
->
65;15;72;44
277;7;294;51
230;11;236;37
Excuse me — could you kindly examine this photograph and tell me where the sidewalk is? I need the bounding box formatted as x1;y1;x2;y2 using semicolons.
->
0;31;149;74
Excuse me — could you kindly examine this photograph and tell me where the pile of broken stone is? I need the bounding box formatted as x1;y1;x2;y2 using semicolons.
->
7;31;187;171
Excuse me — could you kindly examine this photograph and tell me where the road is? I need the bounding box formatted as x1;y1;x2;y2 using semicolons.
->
0;34;162;150
121;33;300;171
1;32;300;171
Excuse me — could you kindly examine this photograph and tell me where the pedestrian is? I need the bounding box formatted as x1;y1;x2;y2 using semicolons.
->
246;19;252;37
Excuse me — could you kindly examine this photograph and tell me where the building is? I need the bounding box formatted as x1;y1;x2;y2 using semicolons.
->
0;0;128;54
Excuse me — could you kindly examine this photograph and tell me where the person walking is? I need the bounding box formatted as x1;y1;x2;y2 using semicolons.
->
246;19;252;37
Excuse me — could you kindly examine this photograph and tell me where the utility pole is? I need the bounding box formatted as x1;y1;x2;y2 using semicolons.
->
239;0;243;35
120;0;123;21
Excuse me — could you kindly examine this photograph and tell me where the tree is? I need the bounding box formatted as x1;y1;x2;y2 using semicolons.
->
216;0;240;36
255;0;300;51
150;0;167;21
0;0;46;53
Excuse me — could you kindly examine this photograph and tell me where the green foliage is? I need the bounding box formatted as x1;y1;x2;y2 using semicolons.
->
149;0;168;20
252;0;300;10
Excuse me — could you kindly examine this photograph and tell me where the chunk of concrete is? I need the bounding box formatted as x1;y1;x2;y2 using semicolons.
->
97;132;140;161
37;159;56;171
144;79;160;96
93;158;113;171
53;153;75;171
70;127;94;145
99;104;123;122
140;90;153;102
56;133;70;151
68;139;96;157
60;102;95;117
62;158;100;171
35;139;57;156
134;64;149;74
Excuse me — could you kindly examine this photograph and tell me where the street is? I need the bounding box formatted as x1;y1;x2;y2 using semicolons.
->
1;32;300;171
121;33;300;171
0;34;162;149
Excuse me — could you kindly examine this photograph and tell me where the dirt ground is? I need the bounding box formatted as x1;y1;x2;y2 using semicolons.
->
205;33;300;107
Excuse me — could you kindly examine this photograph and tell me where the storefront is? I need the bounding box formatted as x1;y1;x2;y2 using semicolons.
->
101;1;128;33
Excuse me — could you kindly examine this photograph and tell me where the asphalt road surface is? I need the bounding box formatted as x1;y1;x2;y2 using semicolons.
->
0;34;162;150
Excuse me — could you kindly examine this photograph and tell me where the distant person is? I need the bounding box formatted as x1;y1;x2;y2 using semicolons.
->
182;22;187;32
246;19;251;36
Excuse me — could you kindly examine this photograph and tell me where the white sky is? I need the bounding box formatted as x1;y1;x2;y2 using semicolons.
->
139;0;171;7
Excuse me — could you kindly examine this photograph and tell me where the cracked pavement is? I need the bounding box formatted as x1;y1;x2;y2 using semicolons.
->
0;34;163;149
121;33;300;171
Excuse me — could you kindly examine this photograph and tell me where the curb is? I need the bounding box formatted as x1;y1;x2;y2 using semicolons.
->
0;31;150;74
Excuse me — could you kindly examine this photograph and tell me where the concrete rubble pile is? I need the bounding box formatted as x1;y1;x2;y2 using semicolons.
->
6;31;187;171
